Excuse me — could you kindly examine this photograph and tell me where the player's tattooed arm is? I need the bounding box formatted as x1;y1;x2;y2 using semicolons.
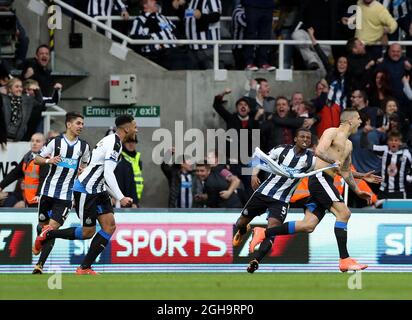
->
340;155;359;193
315;151;336;164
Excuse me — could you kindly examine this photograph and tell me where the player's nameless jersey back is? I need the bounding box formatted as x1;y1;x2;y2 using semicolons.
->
257;144;315;203
40;134;90;201
78;133;122;194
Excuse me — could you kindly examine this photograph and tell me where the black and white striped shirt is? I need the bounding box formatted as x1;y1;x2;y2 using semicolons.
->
77;133;123;198
184;0;222;50
129;12;177;53
231;4;246;49
179;172;193;208
87;0;126;17
257;145;316;203
380;0;411;20
373;144;412;193
40;134;90;201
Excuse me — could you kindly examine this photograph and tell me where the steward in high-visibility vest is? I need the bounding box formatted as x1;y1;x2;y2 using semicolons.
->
0;133;47;207
0;151;48;207
290;165;377;205
121;151;144;200
119;135;144;201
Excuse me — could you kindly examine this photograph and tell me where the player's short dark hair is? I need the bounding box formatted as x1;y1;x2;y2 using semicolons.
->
295;127;311;137
387;130;402;140
340;108;359;123
115;114;134;127
36;44;50;54
65;112;83;127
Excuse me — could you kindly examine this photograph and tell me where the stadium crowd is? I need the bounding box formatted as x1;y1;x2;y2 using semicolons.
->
1;0;412;210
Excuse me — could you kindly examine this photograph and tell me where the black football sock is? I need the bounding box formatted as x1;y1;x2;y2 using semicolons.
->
334;222;349;259
254;238;273;262
47;227;83;240
80;230;111;269
265;221;296;238
37;238;55;267
235;217;248;235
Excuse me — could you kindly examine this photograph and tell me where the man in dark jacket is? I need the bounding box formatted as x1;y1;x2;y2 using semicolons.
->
260;96;315;153
379;43;412;119
196;162;242;208
161;149;203;208
346;37;376;91
213;88;260;197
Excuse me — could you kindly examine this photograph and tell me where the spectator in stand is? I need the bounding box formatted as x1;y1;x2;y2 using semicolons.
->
275;0;299;69
367;69;394;110
173;0;222;70
313;54;350;136
21;45;63;103
0;133;47;207
0;62;10;95
0;78;43;142
23;79;58;141
349;0;397;60
231;3;246;70
376;98;408;137
0;0;29;68
350;89;379;127
244;78;275;120
346;37;377;91
378;43;412;119
350;113;384;193
161;149;204;208
213;88;260;197
371;130;412;199
295;101;319;137
290;92;304;114
379;0;412;57
310;79;329;113
201;151;242;208
46;129;60;141
0;179;24;208
242;0;276;71
260;96;315;153
129;0;194;70
292;0;338;72
87;0;129;20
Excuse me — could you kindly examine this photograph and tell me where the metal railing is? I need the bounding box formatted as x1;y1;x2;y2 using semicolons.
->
42;104;66;135
56;0;412;73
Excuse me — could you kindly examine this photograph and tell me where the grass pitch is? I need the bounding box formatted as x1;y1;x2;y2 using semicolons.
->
0;273;411;300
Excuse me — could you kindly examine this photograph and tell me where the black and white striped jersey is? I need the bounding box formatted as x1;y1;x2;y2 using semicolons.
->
373;144;412;193
380;0;411;20
87;0;126;17
257;145;316;203
77;133;124;199
40;134;90;201
129;12;177;53
231;4;246;49
179;172;193;208
184;0;222;50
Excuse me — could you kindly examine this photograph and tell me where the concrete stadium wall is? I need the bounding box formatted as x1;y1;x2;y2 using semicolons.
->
17;1;322;207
